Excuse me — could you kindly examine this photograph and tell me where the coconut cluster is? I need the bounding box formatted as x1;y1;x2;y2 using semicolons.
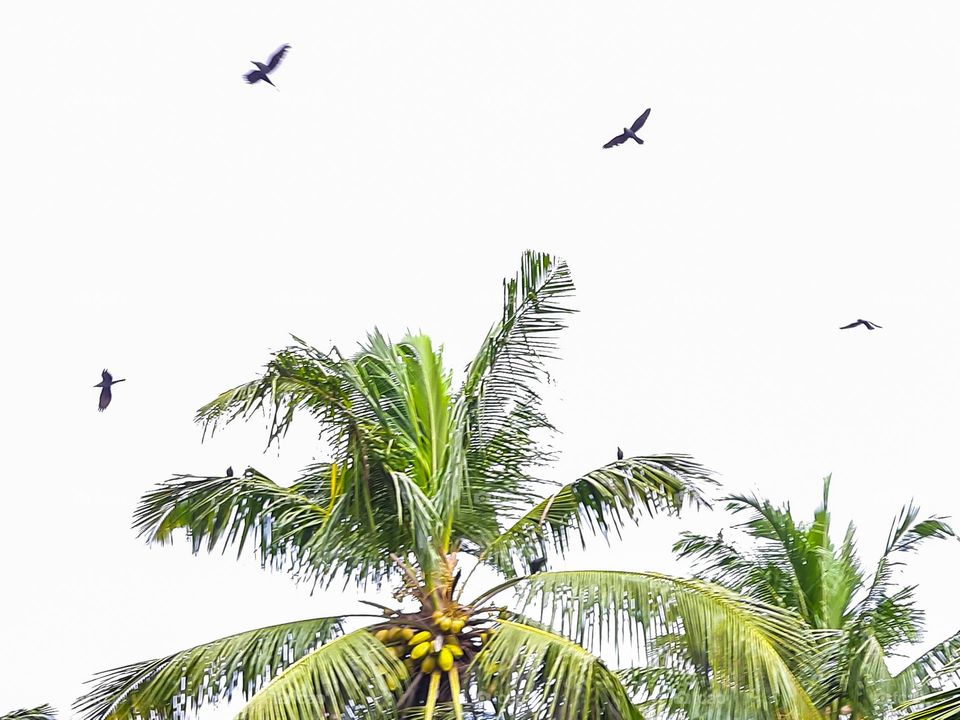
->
373;606;495;683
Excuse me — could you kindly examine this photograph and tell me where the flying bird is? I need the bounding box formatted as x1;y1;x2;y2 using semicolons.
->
244;44;291;88
840;319;882;330
603;109;651;149
94;369;125;412
226;466;234;477
617;447;624;461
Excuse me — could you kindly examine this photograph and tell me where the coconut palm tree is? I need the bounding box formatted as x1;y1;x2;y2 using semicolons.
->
1;706;56;720
75;251;821;720
673;476;960;720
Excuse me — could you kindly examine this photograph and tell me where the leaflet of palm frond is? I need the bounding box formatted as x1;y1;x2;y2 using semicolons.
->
1;707;57;720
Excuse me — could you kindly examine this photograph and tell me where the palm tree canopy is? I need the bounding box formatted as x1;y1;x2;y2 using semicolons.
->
675;475;959;719
76;251;821;720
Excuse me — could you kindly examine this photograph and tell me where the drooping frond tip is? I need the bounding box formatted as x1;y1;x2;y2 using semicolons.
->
1;706;57;720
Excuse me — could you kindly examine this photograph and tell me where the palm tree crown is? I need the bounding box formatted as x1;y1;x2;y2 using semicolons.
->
75;251;824;720
675;476;960;720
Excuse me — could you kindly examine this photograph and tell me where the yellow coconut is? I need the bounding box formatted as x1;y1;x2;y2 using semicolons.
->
411;641;432;660
438;647;454;671
409;630;432;646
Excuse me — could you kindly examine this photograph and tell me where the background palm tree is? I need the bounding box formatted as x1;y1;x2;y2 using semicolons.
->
1;706;56;720
673;476;960;720
75;251;822;720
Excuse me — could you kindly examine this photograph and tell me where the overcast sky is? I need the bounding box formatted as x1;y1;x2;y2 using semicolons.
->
3;0;960;716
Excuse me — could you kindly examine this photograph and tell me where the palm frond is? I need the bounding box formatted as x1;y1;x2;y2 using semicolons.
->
461;250;575;452
857;505;956;628
236;630;406;720
893;630;960;701
481;455;713;577
474;619;638;720
196;338;352;447
509;570;821;720
1;706;57;720
617;665;772;720
452;251;577;562
74;617;344;720
900;686;960;720
725;485;831;627
885;504;956;556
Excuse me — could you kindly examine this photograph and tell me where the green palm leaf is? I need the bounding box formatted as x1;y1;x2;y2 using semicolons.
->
461;250;575;453
74;617;344;720
617;665;771;720
893;630;960;702
505;570;821;720
481;455;713;576
236;630;406;720
475;619;638;720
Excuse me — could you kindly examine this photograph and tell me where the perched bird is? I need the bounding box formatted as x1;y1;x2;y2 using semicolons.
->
603;109;651;149
617;447;624;461
244;44;291;88
529;557;547;574
94;369;125;412
226;466;234;477
840;319;882;330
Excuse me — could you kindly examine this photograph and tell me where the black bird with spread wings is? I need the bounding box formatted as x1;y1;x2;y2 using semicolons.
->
603;109;651;149
243;44;291;87
94;369;125;412
840;319;882;330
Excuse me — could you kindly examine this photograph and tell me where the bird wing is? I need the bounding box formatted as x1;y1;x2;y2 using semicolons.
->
603;133;629;149
839;321;861;329
99;386;112;411
244;69;265;84
870;322;882;328
630;108;651;133
266;44;291;72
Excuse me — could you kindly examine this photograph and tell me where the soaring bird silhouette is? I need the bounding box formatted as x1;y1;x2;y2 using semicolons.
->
603;109;651;149
226;466;234;478
617;447;624;461
243;44;291;88
94;369;125;412
840;319;882;330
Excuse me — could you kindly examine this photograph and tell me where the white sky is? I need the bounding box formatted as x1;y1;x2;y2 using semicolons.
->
3;0;960;716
